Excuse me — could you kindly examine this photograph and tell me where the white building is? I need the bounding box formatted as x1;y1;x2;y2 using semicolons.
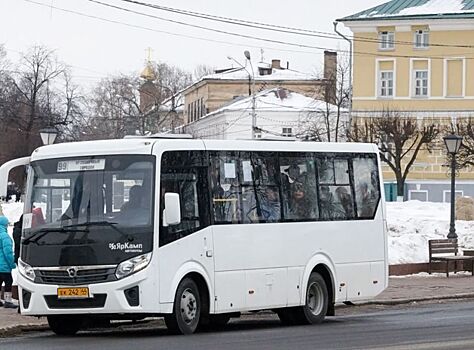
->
185;88;348;141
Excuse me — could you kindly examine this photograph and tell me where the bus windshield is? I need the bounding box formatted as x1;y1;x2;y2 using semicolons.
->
22;155;155;266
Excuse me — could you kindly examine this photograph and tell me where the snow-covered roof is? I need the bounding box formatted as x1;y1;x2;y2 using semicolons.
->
204;88;345;118
199;66;317;82
339;0;474;22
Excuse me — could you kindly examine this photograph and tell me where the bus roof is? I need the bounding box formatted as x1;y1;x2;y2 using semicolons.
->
30;138;379;161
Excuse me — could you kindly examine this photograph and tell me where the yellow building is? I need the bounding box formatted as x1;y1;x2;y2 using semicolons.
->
338;0;474;202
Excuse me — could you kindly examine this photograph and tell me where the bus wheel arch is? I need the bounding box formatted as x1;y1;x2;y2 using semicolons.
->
311;264;335;316
165;271;211;334
301;257;336;316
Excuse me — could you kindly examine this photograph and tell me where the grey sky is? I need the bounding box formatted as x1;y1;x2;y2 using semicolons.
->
0;0;382;85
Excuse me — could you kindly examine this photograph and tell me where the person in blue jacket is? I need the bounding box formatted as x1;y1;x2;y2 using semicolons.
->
0;216;16;308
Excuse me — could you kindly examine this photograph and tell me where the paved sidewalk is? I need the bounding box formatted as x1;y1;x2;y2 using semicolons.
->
1;273;474;336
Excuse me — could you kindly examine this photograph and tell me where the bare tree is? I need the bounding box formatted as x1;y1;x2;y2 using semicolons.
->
55;71;88;141
193;64;215;81
151;62;193;95
455;117;474;168
85;62;192;140
348;110;440;198
8;46;66;147
85;75;140;139
298;55;350;142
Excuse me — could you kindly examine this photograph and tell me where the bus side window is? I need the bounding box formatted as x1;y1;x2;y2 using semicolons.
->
353;155;380;218
210;151;242;224
317;156;355;220
159;151;210;246
279;153;319;221
240;152;281;224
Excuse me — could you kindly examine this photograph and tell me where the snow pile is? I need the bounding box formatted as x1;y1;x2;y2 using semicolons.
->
387;200;474;264
1;200;472;265
2;202;23;226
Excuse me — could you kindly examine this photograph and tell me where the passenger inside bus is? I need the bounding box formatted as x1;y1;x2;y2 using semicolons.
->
335;186;354;219
289;182;310;219
118;185;150;225
121;185;143;212
258;186;280;222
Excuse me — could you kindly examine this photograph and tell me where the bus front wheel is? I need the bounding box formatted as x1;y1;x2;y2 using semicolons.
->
164;277;201;334
47;315;84;336
299;272;328;324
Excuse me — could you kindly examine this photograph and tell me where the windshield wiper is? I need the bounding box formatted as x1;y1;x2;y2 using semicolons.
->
64;221;134;241
22;227;87;245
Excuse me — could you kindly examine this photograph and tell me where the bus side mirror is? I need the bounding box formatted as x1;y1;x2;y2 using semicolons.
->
163;193;181;226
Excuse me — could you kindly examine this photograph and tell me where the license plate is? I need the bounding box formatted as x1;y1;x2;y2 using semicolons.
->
57;287;90;299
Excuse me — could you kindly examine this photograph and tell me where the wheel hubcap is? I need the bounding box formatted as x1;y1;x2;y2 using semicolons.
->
180;288;197;324
307;282;324;316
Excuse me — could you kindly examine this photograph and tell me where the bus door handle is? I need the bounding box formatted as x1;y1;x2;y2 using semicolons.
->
204;237;213;258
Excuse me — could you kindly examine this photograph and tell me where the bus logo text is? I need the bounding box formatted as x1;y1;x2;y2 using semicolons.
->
108;242;143;253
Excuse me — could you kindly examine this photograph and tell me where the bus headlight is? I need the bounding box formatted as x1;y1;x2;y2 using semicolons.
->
18;260;36;282
115;253;152;280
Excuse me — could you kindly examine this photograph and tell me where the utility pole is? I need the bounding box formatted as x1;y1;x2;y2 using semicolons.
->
334;22;352;128
244;50;256;139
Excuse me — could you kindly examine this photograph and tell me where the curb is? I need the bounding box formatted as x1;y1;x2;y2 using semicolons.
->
353;292;474;306
0;324;49;338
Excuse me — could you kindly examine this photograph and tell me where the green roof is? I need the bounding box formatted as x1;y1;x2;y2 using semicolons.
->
338;0;474;22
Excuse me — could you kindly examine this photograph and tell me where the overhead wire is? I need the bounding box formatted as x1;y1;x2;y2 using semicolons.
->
85;0;347;53
81;0;474;60
111;0;474;50
22;0;320;56
19;0;474;61
109;0;342;39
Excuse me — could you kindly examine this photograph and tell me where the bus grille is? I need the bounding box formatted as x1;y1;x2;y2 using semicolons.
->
44;294;107;309
36;267;117;285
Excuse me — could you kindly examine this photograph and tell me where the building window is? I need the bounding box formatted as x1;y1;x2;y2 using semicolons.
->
408;190;428;202
443;190;463;203
414;70;428;97
414;30;429;49
379;31;394;50
379;71;394;97
282;128;293;137
255;130;262;139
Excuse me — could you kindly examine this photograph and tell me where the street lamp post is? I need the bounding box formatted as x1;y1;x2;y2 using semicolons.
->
228;51;256;139
244;51;256;139
443;134;463;239
39;128;58;145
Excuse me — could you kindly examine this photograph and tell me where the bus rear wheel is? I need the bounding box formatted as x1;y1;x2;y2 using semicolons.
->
47;315;84;336
298;272;328;324
164;277;201;335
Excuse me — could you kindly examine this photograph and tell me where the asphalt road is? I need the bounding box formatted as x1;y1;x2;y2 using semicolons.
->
4;300;474;350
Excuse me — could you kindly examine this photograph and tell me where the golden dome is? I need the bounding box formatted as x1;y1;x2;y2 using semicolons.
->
140;63;156;81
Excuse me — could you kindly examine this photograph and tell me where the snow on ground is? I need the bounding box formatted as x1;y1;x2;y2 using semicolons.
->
386;200;474;265
1;200;473;265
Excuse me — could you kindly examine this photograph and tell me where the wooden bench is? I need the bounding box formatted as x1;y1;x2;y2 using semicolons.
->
429;239;474;277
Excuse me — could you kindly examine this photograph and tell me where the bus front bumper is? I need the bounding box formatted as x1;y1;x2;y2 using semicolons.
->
17;268;160;316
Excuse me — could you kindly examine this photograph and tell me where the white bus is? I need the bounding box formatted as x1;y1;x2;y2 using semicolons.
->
0;136;388;335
